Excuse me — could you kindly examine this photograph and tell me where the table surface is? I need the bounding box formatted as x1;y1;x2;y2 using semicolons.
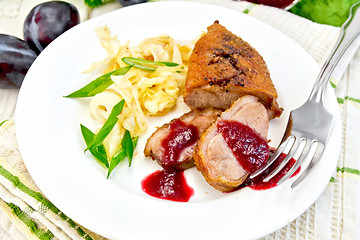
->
1;1;360;240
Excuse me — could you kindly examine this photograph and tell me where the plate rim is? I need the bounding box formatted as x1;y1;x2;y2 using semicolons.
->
15;1;341;239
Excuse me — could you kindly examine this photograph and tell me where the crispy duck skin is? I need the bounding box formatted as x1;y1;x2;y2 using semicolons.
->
193;95;269;192
144;108;221;170
183;21;282;119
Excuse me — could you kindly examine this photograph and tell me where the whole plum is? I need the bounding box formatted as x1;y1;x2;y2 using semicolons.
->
117;0;148;7
23;1;80;54
0;34;37;88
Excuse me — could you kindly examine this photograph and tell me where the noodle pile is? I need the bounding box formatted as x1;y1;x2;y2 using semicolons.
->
86;25;193;157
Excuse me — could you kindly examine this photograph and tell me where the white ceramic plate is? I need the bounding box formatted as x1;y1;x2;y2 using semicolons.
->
16;2;341;240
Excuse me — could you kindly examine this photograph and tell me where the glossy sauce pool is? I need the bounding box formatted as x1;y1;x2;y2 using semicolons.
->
141;170;194;202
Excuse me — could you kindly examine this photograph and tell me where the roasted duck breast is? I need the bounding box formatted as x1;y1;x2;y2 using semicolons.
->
144;108;221;170
184;21;282;119
193;95;270;192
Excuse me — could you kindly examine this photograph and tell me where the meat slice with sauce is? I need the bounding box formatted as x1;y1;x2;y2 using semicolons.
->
184;21;282;119
193;95;270;192
144;108;221;170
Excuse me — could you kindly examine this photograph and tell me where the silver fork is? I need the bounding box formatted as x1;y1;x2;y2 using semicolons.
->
250;2;360;188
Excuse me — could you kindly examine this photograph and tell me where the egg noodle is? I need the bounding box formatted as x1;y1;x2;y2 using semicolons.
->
86;25;193;157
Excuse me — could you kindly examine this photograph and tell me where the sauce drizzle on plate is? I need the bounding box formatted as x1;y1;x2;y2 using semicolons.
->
141;169;194;202
248;153;300;190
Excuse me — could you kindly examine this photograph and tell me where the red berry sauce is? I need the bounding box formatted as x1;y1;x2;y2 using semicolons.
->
249;153;300;190
217;120;269;173
161;119;199;168
141;170;194;202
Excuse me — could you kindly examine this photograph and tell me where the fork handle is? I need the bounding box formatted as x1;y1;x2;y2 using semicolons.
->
309;2;360;102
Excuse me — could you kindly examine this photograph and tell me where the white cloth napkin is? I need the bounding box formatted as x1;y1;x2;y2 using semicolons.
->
0;0;359;239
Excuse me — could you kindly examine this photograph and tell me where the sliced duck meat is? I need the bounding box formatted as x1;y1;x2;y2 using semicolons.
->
193;95;270;192
144;108;221;170
183;21;283;119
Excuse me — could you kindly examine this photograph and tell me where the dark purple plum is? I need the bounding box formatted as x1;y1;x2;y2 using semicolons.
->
117;0;148;7
23;1;80;54
0;34;37;88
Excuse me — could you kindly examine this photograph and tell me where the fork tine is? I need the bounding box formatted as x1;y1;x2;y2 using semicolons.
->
263;137;306;182
276;138;312;186
250;136;295;179
291;141;325;189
